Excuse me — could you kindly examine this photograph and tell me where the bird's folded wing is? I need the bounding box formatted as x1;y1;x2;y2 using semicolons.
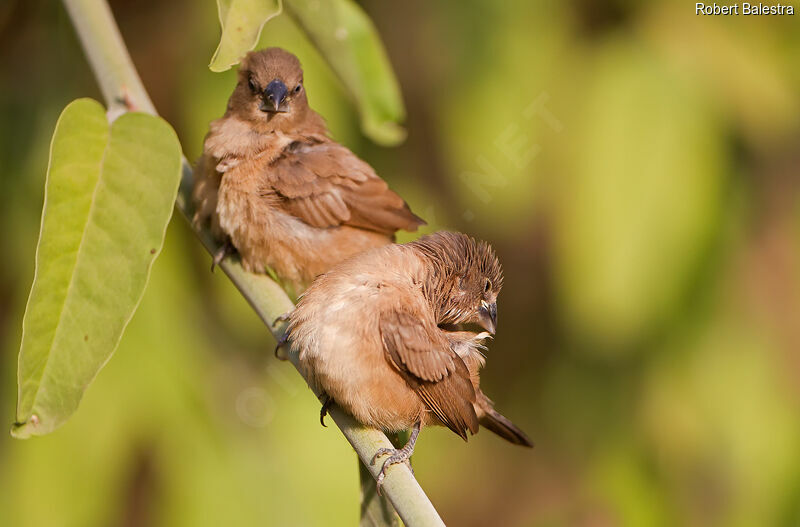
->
266;139;425;234
380;310;479;440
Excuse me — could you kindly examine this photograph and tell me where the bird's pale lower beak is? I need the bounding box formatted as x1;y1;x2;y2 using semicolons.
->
477;301;497;334
261;79;289;113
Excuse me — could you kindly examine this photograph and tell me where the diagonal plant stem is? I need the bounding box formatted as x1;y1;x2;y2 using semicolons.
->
61;0;445;525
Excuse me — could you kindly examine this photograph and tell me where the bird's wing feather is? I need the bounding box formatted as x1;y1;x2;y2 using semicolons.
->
266;139;424;234
380;310;479;440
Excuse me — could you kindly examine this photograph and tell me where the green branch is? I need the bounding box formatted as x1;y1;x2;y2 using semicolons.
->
60;0;444;525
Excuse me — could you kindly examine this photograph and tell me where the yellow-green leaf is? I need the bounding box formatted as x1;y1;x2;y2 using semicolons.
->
12;98;182;438
285;0;406;145
209;0;283;72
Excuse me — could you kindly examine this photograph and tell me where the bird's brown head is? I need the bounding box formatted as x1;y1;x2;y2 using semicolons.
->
228;48;314;131
411;231;503;333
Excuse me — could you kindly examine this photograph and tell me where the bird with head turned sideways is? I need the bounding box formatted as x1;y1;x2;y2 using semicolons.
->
192;47;425;292
287;231;533;491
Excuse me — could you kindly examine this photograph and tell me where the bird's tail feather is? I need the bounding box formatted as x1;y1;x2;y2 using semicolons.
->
477;393;533;447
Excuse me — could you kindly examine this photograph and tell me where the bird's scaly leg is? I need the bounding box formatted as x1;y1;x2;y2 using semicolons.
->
370;421;421;494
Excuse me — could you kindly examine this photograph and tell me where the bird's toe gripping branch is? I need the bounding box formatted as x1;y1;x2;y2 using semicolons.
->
274;331;289;359
319;394;335;427
211;239;236;272
370;421;421;494
272;310;295;361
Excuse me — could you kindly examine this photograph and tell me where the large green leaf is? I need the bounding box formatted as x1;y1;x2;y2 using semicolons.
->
284;0;406;145
12;98;182;438
209;0;283;73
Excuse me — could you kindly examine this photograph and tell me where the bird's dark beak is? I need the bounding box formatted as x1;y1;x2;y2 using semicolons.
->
260;79;289;113
477;301;497;334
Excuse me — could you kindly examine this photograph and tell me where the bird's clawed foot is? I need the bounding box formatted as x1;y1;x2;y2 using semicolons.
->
370;421;421;495
319;394;334;427
273;311;293;325
371;449;413;494
274;331;289;360
273;311;295;360
211;240;235;272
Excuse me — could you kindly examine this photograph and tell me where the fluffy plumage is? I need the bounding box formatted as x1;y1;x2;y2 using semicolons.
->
192;47;424;290
288;231;531;446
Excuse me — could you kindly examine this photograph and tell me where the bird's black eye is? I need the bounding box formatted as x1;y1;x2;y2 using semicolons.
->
248;77;259;93
294;84;302;94
484;279;491;293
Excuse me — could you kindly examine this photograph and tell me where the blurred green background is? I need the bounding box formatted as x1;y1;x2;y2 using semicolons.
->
2;1;800;525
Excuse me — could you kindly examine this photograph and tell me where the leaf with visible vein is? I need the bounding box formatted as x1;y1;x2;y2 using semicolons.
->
285;0;406;145
209;0;283;72
12;98;182;438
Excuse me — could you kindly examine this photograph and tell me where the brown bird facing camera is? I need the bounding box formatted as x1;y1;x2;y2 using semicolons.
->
192;47;425;291
287;231;533;490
